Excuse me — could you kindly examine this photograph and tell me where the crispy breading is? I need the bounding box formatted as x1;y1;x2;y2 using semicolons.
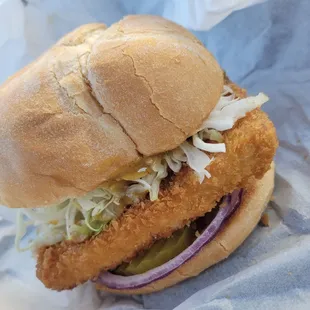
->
36;108;278;290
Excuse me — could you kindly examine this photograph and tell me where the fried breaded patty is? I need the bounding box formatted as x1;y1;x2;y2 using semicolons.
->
36;107;278;290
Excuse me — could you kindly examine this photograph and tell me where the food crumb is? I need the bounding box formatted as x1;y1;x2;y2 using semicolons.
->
259;213;269;227
111;220;119;230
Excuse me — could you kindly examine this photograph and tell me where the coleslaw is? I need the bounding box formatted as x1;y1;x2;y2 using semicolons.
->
15;85;268;252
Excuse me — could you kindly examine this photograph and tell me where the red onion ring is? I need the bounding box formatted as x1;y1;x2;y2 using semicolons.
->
97;189;243;290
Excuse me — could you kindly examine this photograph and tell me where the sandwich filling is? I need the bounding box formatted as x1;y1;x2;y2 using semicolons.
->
99;189;243;289
15;86;268;253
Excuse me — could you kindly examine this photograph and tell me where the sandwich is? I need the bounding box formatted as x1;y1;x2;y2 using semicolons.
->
0;15;278;294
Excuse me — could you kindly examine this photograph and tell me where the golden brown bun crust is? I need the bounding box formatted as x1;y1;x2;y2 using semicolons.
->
97;162;275;294
88;15;224;154
0;16;223;208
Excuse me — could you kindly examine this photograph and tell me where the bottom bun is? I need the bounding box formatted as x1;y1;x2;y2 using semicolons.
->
97;162;275;294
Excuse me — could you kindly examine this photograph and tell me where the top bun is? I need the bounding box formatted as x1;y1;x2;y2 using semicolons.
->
0;15;223;209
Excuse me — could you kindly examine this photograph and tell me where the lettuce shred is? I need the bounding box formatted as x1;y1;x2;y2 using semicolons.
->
165;86;268;182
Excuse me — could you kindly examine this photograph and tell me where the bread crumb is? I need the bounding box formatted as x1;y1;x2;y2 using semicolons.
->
111;220;119;230
259;213;269;227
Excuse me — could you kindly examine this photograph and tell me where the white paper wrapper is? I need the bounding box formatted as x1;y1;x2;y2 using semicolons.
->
1;0;310;309
0;0;265;83
163;0;265;30
0;0;25;84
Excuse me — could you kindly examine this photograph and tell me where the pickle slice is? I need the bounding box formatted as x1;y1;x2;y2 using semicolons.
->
124;239;166;275
113;240;166;276
113;226;195;275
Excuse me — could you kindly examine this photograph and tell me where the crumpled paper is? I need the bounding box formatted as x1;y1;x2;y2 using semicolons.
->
0;0;264;83
1;0;310;309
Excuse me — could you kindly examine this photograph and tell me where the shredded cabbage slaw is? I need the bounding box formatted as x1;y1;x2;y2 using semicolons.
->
15;86;268;252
